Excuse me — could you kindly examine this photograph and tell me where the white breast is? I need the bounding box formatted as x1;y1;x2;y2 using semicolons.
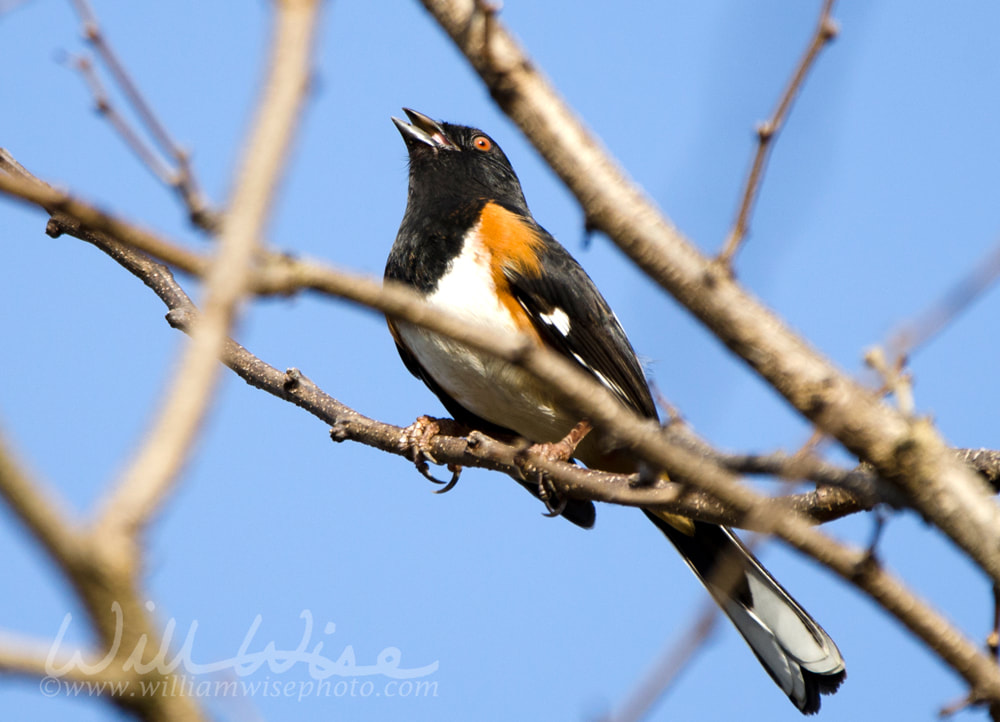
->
395;228;573;442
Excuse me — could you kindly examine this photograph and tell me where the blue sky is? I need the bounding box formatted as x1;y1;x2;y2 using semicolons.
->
3;1;1000;720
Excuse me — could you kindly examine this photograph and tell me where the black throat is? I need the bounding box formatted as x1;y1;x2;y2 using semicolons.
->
386;196;487;294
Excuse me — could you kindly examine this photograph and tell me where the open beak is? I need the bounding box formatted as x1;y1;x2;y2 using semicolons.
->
391;108;457;150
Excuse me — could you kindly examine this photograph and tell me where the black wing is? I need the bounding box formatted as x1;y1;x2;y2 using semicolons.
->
505;225;658;422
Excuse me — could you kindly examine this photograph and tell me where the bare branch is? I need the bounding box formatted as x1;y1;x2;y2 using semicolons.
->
887;235;1000;363
0;427;206;720
718;0;839;264
144;245;1000;705
0;639;128;685
94;0;321;541
68;0;220;231
85;230;1000;706
604;605;718;722
0;150;208;275
7;140;1000;702
67;53;178;187
417;0;1000;597
9;149;1000;520
0;430;84;579
70;0;180;164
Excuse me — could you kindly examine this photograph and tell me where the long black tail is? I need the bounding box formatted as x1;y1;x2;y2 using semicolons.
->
645;511;846;714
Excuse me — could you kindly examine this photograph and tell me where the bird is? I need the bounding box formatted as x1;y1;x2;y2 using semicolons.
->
385;108;846;714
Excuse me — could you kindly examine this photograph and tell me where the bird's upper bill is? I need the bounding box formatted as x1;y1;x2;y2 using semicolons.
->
391;108;457;151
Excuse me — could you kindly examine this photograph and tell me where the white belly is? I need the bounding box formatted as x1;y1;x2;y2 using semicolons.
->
396;233;572;442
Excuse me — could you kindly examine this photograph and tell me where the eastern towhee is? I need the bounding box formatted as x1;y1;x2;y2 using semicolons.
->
385;108;845;714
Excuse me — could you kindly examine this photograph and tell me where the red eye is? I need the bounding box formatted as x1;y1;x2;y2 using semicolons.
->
473;135;492;152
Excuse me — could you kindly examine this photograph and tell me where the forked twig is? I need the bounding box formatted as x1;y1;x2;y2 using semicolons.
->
67;0;221;231
865;346;915;416
718;0;839;265
91;0;320;539
8;134;1000;707
66;53;177;186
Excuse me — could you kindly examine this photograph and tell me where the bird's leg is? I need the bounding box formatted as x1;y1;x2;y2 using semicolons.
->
398;415;466;493
527;419;594;464
519;419;593;517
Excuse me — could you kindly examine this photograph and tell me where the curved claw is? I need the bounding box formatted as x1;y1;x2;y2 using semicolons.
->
400;415;444;481
432;465;462;494
414;459;453;487
416;447;439;466
536;473;568;518
541;494;568;518
399;416;467;492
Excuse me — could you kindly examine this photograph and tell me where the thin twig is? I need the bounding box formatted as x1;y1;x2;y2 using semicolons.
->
6;150;1000;516
886;236;1000;364
718;0;839;265
604;603;719;722
865;346;915;416
8;138;1000;702
419;0;1000;604
68;0;221;231
67;53;177;186
95;0;321;541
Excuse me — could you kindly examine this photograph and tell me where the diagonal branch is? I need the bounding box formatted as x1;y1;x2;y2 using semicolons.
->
8;149;1000;518
123;263;1000;707
7;143;1000;704
0;431;85;580
108;216;1000;704
0;427;206;720
94;0;321;544
417;0;1000;595
887;235;1000;363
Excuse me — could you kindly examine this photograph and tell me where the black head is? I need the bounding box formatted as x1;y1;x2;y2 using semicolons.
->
392;108;529;214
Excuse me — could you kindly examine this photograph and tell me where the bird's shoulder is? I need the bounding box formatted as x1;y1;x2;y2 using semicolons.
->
497;211;658;420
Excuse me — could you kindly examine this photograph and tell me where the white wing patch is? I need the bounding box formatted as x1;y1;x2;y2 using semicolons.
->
538;306;571;336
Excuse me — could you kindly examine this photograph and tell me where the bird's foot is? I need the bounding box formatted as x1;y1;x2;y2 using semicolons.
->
398;415;464;493
517;420;593;517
